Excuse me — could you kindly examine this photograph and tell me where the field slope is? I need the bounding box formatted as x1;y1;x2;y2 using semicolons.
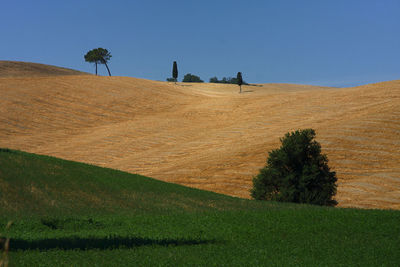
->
0;61;89;77
1;61;399;209
0;148;256;216
1;149;399;266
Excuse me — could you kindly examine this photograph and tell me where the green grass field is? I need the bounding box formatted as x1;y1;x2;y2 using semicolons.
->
1;149;399;266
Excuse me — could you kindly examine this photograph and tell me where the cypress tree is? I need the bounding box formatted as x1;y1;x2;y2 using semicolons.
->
237;72;243;93
172;61;178;84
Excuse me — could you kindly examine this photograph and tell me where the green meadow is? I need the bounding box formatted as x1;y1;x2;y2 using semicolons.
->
1;149;399;266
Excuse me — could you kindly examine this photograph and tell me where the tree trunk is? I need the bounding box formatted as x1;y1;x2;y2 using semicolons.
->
95;63;98;76
239;85;242;93
104;62;111;76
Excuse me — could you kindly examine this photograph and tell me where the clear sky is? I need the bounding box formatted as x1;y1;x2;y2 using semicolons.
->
1;0;399;86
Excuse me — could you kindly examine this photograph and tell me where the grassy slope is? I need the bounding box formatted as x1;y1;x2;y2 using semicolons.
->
0;148;264;217
1;149;399;266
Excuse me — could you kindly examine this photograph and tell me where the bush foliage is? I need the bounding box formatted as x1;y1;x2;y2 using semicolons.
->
209;76;248;85
251;129;337;206
182;73;204;83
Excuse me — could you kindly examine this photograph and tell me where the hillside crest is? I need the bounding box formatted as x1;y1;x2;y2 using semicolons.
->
0;60;89;77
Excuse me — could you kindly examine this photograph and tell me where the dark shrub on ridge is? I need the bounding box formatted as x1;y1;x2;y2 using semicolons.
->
182;73;204;83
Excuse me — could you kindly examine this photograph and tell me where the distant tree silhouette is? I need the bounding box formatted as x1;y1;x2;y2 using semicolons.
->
209;76;219;83
209;76;248;85
182;73;204;83
84;48;112;76
84;50;100;75
96;48;112;76
237;72;243;93
172;61;178;84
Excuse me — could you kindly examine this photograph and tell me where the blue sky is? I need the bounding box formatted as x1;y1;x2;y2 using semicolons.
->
1;0;399;86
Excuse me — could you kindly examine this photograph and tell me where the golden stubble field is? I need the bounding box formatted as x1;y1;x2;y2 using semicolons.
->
1;61;399;209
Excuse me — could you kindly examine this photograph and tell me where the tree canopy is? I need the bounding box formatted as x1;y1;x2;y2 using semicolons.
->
182;73;204;83
209;76;248;85
251;129;337;206
84;50;100;75
84;48;112;76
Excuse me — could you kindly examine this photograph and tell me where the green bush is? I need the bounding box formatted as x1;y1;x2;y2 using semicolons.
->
209;76;248;85
182;73;204;83
251;129;337;206
166;78;176;82
209;76;219;83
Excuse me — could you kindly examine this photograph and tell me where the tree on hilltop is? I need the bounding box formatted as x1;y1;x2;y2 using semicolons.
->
209;76;249;85
95;48;112;76
84;50;100;75
237;72;243;93
182;73;204;83
172;61;178;84
209;76;219;83
84;48;112;76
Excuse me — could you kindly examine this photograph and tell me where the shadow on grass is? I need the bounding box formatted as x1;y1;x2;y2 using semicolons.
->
9;236;217;251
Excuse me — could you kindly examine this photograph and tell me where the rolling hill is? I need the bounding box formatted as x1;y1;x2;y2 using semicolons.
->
1;61;399;209
0;61;89;77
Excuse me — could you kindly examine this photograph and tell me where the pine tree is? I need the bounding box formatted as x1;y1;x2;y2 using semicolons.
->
95;48;112;76
84;48;112;76
84;50;99;75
